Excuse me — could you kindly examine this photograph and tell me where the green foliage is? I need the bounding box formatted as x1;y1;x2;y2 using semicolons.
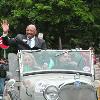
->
0;0;99;53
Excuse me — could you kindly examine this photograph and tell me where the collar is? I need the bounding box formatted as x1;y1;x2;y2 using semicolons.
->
27;36;35;40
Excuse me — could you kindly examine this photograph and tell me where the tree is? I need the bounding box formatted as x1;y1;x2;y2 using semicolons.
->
0;0;99;54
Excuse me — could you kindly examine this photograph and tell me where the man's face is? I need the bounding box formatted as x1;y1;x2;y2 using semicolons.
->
26;25;37;39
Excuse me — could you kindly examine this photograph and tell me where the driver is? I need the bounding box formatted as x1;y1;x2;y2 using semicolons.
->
56;52;77;70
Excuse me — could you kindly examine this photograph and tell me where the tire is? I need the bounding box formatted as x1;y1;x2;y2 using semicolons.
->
3;93;11;100
4;90;20;100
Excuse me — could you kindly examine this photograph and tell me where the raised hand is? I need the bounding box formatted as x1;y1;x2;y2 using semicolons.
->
1;20;9;34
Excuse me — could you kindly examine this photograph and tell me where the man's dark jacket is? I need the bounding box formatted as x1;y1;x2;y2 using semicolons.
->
3;34;47;50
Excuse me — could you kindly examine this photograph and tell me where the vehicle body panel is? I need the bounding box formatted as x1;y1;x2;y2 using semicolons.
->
3;50;98;100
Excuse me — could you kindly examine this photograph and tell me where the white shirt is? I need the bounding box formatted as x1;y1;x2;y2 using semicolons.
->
27;37;35;48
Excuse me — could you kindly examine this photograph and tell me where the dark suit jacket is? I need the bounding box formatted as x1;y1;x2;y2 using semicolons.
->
3;34;47;50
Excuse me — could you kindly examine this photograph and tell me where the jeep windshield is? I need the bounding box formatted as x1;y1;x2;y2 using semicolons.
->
19;50;93;75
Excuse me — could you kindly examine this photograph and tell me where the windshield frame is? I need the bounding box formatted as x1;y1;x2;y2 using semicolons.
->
18;50;94;76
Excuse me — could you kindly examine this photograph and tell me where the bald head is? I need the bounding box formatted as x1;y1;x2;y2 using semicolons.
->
27;24;36;31
26;24;37;39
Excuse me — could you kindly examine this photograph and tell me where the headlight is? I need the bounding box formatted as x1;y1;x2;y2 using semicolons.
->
43;85;59;100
